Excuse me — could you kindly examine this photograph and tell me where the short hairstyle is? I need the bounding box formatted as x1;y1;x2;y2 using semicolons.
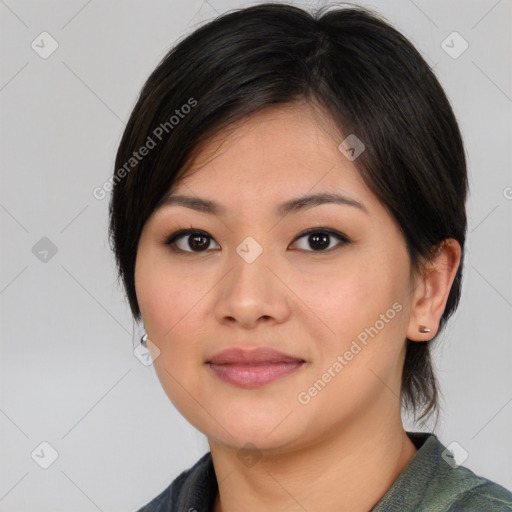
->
108;2;468;425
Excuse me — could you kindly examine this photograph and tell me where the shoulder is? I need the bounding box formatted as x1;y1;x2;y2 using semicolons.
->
446;466;512;512
373;432;512;512
135;452;214;512
417;434;512;512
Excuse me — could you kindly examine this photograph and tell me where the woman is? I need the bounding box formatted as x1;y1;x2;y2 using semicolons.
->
109;3;512;511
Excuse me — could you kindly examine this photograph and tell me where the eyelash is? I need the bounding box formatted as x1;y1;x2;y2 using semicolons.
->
163;226;351;255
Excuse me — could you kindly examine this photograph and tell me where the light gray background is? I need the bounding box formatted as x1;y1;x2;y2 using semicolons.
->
1;0;511;510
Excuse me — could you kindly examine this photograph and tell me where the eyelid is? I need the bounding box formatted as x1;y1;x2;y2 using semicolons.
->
164;226;351;254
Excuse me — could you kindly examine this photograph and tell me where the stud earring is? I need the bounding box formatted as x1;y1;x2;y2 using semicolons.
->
418;325;431;333
141;333;148;346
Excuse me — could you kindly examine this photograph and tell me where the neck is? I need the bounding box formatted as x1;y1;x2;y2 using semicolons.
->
209;407;418;512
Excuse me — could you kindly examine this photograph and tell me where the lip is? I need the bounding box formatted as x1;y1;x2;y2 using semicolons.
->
206;347;306;389
207;347;305;365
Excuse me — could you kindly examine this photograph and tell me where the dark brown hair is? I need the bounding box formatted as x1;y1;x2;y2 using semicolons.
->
108;2;468;425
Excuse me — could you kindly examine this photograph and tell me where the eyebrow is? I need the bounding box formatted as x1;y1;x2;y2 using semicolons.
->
155;192;368;217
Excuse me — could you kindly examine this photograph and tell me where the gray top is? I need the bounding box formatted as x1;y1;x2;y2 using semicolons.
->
136;431;512;511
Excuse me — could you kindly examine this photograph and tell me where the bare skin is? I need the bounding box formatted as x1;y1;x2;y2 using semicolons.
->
135;100;461;512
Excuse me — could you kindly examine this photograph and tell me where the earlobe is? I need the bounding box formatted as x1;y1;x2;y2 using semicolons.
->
406;239;462;342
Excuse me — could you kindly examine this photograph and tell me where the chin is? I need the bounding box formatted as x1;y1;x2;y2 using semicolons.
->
207;428;301;454
206;411;308;448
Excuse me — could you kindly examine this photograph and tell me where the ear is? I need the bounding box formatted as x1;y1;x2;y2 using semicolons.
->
406;238;462;341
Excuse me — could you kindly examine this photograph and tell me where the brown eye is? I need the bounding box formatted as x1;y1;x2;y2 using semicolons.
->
290;228;350;252
165;229;220;253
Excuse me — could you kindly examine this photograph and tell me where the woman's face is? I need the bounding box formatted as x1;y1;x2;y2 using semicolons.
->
135;102;420;453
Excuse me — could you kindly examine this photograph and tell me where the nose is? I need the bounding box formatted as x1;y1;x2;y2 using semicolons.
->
213;247;291;329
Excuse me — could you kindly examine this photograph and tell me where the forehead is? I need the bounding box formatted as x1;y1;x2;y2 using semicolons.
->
169;102;373;207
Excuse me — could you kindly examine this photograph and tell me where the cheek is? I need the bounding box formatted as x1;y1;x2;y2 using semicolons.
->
136;248;198;334
294;259;380;331
135;252;223;381
297;252;408;363
136;256;207;411
294;261;408;415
